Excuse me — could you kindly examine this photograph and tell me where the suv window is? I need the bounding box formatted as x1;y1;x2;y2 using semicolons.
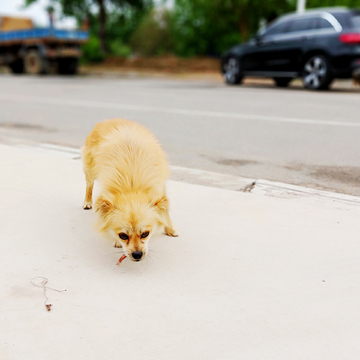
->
265;21;290;36
332;12;352;29
288;17;317;32
317;18;334;29
351;14;360;28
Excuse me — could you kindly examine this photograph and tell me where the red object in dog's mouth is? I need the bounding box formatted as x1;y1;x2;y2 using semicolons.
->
116;254;127;266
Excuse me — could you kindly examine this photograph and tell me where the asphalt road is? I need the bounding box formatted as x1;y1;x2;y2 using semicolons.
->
0;74;359;195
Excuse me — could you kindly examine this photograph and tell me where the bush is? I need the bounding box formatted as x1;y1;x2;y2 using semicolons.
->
81;35;105;62
109;39;132;57
130;9;173;56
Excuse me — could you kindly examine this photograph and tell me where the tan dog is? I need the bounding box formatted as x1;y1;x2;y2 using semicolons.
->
82;119;178;262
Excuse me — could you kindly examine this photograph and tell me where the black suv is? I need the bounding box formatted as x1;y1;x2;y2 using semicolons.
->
221;8;360;90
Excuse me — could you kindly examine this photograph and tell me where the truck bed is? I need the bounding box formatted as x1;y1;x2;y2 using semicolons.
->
0;28;88;44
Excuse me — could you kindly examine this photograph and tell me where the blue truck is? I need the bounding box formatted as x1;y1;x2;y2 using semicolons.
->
0;16;88;75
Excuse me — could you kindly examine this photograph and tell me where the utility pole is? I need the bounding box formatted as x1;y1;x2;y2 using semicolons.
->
297;0;306;13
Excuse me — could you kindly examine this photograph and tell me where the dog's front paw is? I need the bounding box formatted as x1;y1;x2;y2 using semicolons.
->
165;226;179;237
82;201;92;210
114;242;123;248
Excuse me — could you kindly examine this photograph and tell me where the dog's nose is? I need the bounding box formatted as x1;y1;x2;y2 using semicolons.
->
132;251;143;260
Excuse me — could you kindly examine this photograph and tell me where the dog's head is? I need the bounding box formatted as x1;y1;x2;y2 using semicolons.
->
94;192;166;261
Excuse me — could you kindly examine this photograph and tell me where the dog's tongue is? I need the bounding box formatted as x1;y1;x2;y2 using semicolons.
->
116;254;127;266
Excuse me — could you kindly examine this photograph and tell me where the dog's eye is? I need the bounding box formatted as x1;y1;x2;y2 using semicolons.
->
141;231;150;239
119;233;129;240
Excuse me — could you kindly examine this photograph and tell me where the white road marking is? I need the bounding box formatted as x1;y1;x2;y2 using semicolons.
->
1;94;360;128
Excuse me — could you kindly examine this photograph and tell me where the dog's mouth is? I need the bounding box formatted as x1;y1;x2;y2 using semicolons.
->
117;251;146;265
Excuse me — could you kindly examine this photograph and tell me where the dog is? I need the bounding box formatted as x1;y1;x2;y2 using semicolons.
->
82;119;178;262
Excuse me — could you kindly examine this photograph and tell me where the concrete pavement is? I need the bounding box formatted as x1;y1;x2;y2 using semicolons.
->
1;143;360;360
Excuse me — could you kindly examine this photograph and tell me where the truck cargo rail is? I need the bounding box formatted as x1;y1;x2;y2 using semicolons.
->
0;28;88;43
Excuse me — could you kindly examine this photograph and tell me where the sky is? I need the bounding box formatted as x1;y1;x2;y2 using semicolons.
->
0;0;174;29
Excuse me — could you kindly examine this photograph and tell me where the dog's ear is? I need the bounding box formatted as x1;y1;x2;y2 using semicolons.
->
152;195;169;211
94;197;112;216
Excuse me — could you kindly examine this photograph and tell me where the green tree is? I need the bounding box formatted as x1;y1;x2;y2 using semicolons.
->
25;0;151;55
130;9;173;56
306;0;360;7
171;0;294;57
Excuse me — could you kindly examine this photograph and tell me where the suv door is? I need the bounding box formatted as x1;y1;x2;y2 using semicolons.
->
241;20;291;72
263;16;318;73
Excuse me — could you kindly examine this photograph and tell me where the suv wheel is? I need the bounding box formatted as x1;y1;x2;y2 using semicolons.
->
302;55;333;90
224;57;243;85
274;77;292;88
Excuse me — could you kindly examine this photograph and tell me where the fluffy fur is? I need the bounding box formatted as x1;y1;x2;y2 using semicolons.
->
82;119;178;262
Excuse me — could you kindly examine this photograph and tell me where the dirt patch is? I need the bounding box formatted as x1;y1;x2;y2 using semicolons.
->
310;165;360;186
281;162;360;187
84;55;221;74
283;163;305;172
0;123;56;132
217;159;258;167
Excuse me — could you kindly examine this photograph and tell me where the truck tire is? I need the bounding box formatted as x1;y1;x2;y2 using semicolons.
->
24;50;49;75
58;58;78;75
9;60;24;74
